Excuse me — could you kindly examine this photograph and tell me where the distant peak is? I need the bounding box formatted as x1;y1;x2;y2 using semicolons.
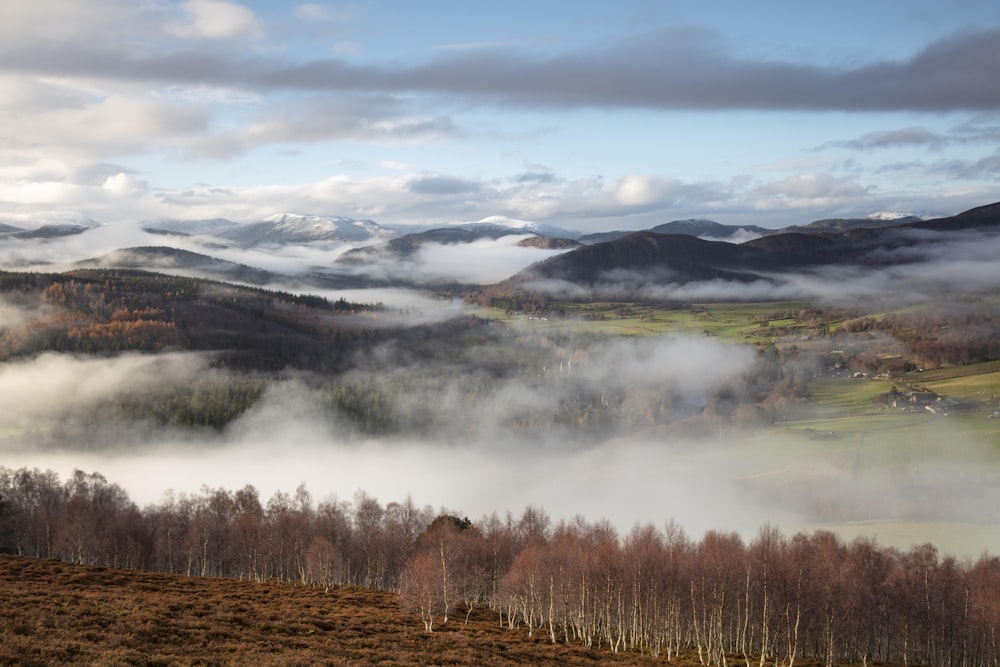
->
474;216;538;229
0;210;100;229
866;211;921;221
262;213;357;224
456;216;579;239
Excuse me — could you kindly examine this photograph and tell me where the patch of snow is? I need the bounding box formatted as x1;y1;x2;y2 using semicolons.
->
866;210;948;221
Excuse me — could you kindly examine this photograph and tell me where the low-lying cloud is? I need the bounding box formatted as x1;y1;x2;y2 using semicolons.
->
2;327;999;557
2;208;1000;557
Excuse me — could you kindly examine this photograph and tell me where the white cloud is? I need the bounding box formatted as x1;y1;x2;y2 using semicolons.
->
414;236;566;284
0;0;135;47
168;0;264;40
614;175;679;207
0;180;91;207
0;2;996;230
0;78;208;164
152;85;263;106
753;173;870;207
102;173;147;198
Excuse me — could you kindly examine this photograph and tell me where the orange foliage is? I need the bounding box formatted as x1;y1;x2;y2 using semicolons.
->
67;319;183;350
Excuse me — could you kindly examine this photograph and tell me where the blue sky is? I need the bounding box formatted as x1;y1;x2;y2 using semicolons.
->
1;0;998;231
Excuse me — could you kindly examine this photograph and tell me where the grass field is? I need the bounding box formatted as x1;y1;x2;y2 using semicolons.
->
484;300;822;342
913;361;1000;402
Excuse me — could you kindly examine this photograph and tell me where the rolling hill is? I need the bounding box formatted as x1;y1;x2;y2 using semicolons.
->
141;217;242;237
0;555;664;667
510;232;764;287
77;246;281;285
337;227;493;264
648;218;770;239
0;268;386;373
488;201;1000;296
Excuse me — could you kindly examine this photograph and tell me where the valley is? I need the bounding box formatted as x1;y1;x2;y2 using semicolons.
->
6;5;1000;664
3;203;1000;665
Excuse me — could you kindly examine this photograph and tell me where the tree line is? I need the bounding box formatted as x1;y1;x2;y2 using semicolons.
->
1;466;997;667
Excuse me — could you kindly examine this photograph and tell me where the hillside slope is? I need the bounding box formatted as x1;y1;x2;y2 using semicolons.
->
488;201;1000;297
0;555;667;666
0;268;381;372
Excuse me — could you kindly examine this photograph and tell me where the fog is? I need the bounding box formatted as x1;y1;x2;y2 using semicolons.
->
2;337;999;556
3;220;1000;557
0;344;779;536
0;340;761;534
0;221;567;292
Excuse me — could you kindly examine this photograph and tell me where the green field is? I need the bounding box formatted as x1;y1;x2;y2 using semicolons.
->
489;296;1000;556
913;361;1000;401
484;300;822;341
488;294;1000;450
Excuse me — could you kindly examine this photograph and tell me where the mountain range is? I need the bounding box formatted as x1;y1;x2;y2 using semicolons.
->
1;207;950;249
5;203;999;295
486;201;1000;298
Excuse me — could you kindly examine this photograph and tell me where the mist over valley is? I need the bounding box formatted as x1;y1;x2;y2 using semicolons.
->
7;4;1000;663
3;203;1000;560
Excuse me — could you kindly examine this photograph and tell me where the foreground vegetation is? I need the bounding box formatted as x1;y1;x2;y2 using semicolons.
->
0;554;671;666
2;468;998;667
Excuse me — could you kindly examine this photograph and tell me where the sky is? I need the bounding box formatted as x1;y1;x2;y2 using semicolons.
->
2;0;999;232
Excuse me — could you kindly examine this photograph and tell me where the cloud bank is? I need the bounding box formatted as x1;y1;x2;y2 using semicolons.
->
3;8;999;113
1;1;999;230
2;339;997;556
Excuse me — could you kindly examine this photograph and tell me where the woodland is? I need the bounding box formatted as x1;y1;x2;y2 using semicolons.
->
2;467;999;667
2;263;1000;666
0;268;805;438
4;266;997;439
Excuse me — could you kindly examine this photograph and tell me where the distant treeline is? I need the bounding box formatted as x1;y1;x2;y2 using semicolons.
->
838;302;1000;367
0;467;996;667
15;339;810;440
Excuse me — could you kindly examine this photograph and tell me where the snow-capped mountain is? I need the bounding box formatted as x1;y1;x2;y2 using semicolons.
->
464;216;580;239
216;213;394;246
866;209;947;221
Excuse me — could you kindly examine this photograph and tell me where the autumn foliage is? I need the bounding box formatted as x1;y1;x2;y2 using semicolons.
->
2;467;998;666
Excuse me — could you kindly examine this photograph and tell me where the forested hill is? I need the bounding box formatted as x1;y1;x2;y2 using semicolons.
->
517;232;763;285
0;268;385;372
469;200;1000;309
912;200;1000;230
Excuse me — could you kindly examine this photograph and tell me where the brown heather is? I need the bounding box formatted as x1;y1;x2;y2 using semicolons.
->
0;554;682;667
